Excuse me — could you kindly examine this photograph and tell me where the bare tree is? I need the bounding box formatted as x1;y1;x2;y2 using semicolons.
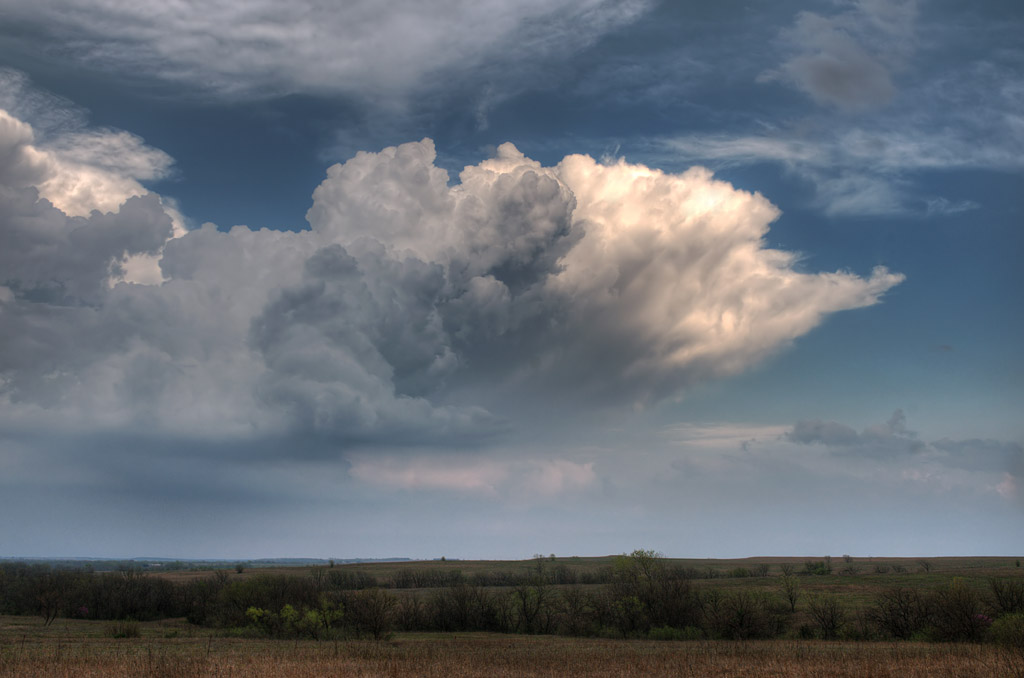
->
869;587;929;639
346;588;396;640
808;594;846;639
780;575;800;613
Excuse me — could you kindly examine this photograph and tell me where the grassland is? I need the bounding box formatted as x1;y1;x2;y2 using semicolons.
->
3;555;1022;676
1;615;1021;678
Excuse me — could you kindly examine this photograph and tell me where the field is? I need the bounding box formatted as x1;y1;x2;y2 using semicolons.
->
2;555;1022;676
1;616;1021;678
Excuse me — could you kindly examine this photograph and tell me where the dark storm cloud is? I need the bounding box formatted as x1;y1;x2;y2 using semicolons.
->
0;190;171;304
250;242;501;445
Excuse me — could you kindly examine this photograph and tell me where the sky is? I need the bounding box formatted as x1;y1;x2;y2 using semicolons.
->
0;0;1021;560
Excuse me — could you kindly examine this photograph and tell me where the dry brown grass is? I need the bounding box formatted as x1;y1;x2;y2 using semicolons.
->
1;626;1019;678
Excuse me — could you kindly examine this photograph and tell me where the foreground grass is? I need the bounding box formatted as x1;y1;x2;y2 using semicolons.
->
2;617;1021;678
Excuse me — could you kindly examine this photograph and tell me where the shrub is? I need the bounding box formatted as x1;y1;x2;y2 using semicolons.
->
989;613;1024;649
106;619;141;638
992;579;1024;615
803;559;832;576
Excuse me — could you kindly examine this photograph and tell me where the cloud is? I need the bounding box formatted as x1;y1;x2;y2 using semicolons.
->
664;112;1024;216
763;1;917;112
0;68;86;137
925;198;979;216
0;109;903;451
0;104;173;219
931;438;1024;474
0;0;649;101
787;409;925;457
785;410;1022;501
658;4;1023;217
348;452;596;500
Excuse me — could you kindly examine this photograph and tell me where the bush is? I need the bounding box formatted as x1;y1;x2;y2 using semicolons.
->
989;613;1024;649
106;619;141;638
992;579;1024;615
803;559;832;576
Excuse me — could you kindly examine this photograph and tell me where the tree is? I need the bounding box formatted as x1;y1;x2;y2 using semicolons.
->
869;587;928;639
929;578;987;642
807;594;845;639
34;570;76;626
780;575;800;613
510;580;552;634
346;588;396;640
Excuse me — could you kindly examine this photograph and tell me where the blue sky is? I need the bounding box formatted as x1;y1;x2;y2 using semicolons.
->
0;0;1021;559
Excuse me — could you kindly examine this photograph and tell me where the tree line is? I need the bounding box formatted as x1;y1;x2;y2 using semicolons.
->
2;552;1022;645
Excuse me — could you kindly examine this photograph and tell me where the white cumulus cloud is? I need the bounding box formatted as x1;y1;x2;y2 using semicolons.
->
0;111;903;449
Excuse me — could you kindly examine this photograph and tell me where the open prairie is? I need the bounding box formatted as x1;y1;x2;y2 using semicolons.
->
1;616;1021;678
3;554;1023;677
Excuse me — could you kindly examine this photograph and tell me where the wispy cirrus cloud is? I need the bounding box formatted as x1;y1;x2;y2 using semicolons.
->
655;2;1023;217
663;107;1024;216
0;0;650;102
